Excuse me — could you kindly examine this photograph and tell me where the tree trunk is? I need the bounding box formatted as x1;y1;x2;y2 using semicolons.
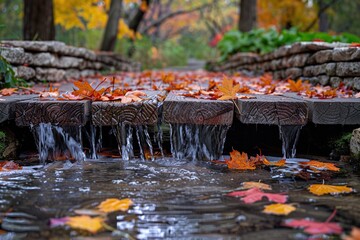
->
238;0;257;32
23;0;55;40
318;0;329;32
100;0;123;51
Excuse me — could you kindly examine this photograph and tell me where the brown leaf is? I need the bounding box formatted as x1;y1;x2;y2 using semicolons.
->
217;77;240;100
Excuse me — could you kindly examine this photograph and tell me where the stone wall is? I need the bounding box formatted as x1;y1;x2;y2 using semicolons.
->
0;41;140;82
212;42;360;90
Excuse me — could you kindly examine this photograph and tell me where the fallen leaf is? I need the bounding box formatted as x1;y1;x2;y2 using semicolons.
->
0;161;22;171
217;77;240;100
66;215;103;233
300;160;340;172
308;184;353;196
97;198;133;213
227;187;288;204
344;227;360;240
263;158;286;167
0;88;17;96
242;182;272;190
225;150;256;170
283;218;343;235
287;79;303;92
263;203;296;215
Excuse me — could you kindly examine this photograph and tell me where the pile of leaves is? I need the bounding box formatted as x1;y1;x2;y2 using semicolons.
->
217;28;360;60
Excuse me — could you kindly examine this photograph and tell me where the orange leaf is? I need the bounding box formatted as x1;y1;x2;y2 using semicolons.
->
66;215;103;233
242;181;272;190
0;161;22;171
308;184;353;196
97;198;133;213
225;150;256;170
0;88;17;96
263;158;286;167
344;227;360;240
217;77;240;100
263;203;296;215
300;160;340;171
287;79;303;92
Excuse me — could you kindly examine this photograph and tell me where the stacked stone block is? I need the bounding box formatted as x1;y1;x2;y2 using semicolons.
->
213;42;360;90
0;41;140;82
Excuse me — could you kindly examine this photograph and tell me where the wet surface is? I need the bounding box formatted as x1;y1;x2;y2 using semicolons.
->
0;157;359;239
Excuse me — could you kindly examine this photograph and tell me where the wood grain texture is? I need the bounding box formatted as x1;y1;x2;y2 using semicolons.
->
285;93;360;125
15;99;90;126
92;91;161;126
163;92;234;125
0;95;37;123
236;94;308;125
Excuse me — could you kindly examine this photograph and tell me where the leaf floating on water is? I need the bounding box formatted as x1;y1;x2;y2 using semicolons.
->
66;215;103;234
283;218;343;235
225;150;256;170
97;198;133;213
263;203;296;215
242;182;272;190
227;187;287;204
343;227;360;240
300;160;340;172
0;161;22;171
262;158;286;167
308;184;353;196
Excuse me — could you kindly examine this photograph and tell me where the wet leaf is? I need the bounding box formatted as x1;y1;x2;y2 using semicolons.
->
74;209;104;216
308;184;353;196
242;182;272;190
97;198;133;213
262;158;286;167
344;227;360;240
263;203;296;215
225;150;256;170
217;77;240;100
66;215;103;233
300;160;340;171
0;161;22;171
227;187;287;204
283;218;343;235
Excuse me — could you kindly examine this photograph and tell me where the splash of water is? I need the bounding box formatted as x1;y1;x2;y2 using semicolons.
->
32;123;85;164
169;124;230;161
113;123;134;160
279;125;302;159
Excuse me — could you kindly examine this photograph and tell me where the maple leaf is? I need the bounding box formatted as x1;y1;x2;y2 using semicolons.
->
66;215;103;233
0;161;22;171
227;187;288;204
242;182;272;190
40;84;60;98
225;150;256;170
97;198;133;213
308;184;353;196
217;77;240;100
300;160;340;172
263;203;296;215
283;219;342;235
262;158;286;167
287;79;304;92
0;88;17;96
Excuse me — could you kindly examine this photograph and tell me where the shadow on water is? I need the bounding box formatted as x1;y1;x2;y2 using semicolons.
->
0;156;359;239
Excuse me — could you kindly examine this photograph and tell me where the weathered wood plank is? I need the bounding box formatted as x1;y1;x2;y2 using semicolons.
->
0;95;37;123
92;91;161;126
163;91;234;125
15;99;90;126
285;93;360;125
236;94;308;125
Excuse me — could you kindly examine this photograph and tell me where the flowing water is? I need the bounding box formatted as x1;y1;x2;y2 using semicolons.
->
0;157;359;239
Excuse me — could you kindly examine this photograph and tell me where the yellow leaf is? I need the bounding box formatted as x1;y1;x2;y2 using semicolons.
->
263;203;296;215
217;77;240;100
66;215;103;233
97;198;133;213
300;160;340;172
308;184;353;196
263;158;286;167
242;182;272;190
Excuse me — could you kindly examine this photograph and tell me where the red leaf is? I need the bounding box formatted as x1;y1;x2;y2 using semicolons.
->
227;187;287;204
283;219;343;235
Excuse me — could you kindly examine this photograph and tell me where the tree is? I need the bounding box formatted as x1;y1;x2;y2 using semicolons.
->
101;0;123;51
23;0;55;40
238;0;257;32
